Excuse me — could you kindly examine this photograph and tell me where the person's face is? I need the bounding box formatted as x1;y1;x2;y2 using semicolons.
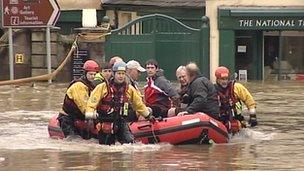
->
102;69;112;80
146;64;157;77
217;77;229;88
86;71;97;82
176;70;188;86
114;70;126;84
128;68;141;81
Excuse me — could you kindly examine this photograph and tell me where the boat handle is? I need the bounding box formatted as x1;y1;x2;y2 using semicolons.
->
137;124;152;130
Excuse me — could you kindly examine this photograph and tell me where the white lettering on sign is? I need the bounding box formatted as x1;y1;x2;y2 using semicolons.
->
299;20;304;26
238;19;304;28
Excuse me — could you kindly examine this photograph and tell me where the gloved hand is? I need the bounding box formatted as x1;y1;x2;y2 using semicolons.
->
85;111;98;120
145;114;156;123
248;108;258;127
248;114;258;127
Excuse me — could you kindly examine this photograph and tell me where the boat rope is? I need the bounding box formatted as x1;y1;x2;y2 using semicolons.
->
151;123;159;143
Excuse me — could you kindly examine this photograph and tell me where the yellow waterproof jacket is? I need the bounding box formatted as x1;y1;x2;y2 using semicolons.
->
65;81;91;114
94;72;106;82
86;82;149;118
234;82;256;110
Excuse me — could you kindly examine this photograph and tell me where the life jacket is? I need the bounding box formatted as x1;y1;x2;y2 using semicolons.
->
62;76;95;120
96;79;129;122
144;77;171;110
216;81;241;121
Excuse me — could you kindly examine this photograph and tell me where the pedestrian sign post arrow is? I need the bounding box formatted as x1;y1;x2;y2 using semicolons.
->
2;0;60;28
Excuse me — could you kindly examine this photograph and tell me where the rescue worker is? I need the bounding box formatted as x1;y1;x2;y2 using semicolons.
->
215;66;258;129
144;59;179;118
125;60;146;122
93;61;112;86
85;61;155;145
100;62;112;80
178;62;219;119
57;60;100;138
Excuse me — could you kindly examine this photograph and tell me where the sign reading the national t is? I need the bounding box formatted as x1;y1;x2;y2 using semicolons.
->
2;0;60;28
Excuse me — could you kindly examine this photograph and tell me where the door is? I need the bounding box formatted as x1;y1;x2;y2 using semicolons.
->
264;36;279;80
235;36;253;80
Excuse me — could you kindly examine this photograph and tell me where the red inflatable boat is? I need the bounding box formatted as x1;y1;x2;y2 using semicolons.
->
48;112;230;144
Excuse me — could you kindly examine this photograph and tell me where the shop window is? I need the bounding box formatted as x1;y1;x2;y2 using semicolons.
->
282;36;304;74
264;31;304;80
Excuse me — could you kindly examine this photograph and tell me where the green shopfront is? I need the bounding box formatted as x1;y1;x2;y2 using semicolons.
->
218;7;304;80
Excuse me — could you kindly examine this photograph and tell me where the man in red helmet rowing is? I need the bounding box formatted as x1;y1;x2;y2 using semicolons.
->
214;66;258;132
58;60;100;138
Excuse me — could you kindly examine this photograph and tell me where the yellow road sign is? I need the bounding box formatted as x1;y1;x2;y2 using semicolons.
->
15;53;24;64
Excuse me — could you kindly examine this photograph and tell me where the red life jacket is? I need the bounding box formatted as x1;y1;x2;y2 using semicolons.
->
144;77;171;109
217;81;239;118
96;80;129;122
62;76;95;120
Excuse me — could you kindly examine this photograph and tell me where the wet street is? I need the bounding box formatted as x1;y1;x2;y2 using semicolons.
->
0;81;303;170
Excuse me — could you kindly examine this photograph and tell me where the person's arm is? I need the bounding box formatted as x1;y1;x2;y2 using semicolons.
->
234;82;256;110
159;78;178;98
128;86;150;118
66;82;89;114
157;77;179;107
186;81;208;114
86;83;107;114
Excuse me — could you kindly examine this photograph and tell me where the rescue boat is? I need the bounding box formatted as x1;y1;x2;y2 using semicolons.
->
48;112;230;144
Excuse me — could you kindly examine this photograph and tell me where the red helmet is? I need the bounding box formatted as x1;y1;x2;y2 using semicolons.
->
83;60;100;72
215;66;229;78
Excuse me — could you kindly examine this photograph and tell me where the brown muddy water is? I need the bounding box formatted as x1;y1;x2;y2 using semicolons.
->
0;81;303;170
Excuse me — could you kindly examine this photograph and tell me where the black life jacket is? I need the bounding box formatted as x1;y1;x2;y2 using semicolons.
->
96;79;129;122
62;76;95;120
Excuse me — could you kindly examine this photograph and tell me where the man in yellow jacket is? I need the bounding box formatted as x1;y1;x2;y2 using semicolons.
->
215;66;258;129
85;61;155;145
58;60;100;138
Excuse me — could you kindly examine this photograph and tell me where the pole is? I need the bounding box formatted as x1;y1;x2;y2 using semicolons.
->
278;31;283;81
8;27;14;80
46;26;52;83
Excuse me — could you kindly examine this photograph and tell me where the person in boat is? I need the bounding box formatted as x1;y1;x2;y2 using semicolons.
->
85;61;155;145
57;60;100;138
144;59;180;118
93;61;112;86
125;60;146;122
167;65;189;116
109;56;124;67
177;62;219;120
214;66;258;129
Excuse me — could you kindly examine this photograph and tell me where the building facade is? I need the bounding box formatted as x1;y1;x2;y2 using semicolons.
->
206;0;304;81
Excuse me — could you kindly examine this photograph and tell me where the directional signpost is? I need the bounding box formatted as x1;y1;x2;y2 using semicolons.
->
2;0;60;27
1;0;60;82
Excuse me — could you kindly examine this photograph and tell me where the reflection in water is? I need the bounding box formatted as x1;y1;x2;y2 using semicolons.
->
0;82;304;170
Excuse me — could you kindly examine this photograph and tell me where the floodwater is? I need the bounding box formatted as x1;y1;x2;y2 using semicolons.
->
0;81;303;170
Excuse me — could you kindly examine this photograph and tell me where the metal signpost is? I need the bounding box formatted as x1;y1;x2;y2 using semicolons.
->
2;0;60;82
